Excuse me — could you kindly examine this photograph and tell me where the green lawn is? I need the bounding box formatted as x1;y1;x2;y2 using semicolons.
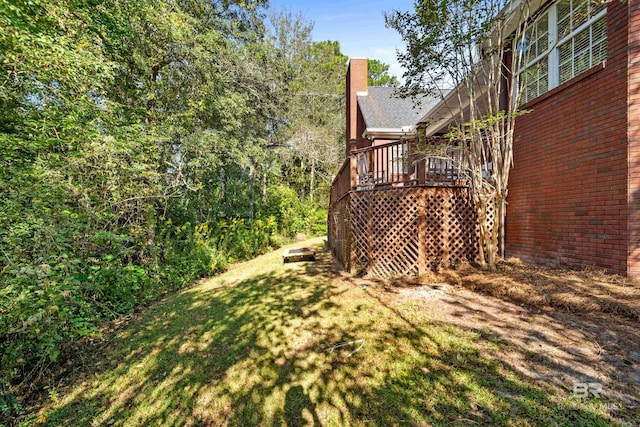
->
33;237;625;426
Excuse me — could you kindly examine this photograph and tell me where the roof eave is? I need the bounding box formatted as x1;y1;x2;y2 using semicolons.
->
419;73;491;136
363;127;417;140
500;0;548;37
418;0;548;135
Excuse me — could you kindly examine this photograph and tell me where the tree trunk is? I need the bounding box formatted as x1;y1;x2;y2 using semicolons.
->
262;168;267;204
476;193;498;271
490;199;500;270
500;199;506;259
300;158;305;200
310;158;315;202
219;168;227;210
248;161;256;220
145;64;161;126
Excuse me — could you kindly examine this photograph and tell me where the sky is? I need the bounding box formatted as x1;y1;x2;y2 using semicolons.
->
267;0;415;82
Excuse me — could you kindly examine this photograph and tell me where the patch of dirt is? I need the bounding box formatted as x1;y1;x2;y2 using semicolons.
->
351;261;640;412
446;259;640;321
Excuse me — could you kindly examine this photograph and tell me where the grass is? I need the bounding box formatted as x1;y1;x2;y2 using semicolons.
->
27;237;630;426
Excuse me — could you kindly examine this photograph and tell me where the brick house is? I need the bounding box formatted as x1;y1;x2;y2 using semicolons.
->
345;58;447;188
329;58;476;276
330;0;640;277
346;58;442;152
507;0;636;276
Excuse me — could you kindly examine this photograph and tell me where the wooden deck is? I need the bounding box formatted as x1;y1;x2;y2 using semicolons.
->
328;139;493;277
330;137;465;207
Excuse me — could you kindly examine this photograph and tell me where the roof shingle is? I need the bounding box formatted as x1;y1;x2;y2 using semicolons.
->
357;87;445;129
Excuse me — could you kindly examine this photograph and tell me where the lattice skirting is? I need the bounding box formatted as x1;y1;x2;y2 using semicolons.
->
328;195;351;268
328;186;495;277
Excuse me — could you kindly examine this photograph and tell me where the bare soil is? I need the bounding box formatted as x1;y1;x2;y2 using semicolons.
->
346;259;640;411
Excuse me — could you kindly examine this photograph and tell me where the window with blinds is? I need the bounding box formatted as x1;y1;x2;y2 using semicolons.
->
519;14;550;105
520;58;549;105
517;0;607;105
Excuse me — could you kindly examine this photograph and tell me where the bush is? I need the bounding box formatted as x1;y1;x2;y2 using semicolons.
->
0;214;226;395
262;186;327;237
216;215;277;263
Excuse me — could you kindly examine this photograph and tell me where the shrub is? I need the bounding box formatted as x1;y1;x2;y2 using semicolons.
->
263;186;327;237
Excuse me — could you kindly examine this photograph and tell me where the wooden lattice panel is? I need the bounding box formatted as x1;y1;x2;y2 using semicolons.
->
354;187;495;277
368;189;421;277
329;186;496;278
328;195;351;269
327;200;337;261
349;191;370;270
422;187;485;270
448;189;479;264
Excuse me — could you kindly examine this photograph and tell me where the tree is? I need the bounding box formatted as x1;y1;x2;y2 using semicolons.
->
1;0;350;406
368;59;400;87
270;18;347;203
0;0;289;399
386;0;535;271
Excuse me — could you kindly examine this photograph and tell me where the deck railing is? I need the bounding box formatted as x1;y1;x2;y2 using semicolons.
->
330;156;354;206
330;138;466;206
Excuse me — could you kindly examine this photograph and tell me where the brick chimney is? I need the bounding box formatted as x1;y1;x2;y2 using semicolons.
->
346;58;368;156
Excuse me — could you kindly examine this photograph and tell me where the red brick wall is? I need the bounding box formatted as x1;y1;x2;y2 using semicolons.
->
506;0;629;275
628;0;640;276
346;59;368;155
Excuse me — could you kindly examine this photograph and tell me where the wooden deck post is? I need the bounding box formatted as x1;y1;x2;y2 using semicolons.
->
350;155;357;189
417;190;427;276
416;158;426;185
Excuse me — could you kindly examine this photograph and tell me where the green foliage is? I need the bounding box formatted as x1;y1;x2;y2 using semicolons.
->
0;383;21;423
367;59;400;87
262;186;327;238
385;0;511;97
215;216;276;263
0;1;342;415
273;22;347;204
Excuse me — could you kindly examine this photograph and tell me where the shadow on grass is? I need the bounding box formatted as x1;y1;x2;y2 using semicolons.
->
37;242;628;426
359;273;639;423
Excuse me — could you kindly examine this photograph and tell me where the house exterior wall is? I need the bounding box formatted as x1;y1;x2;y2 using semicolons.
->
506;0;630;275
628;0;640;276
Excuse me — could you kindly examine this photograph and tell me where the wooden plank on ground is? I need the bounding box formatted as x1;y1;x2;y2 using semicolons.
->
283;247;317;263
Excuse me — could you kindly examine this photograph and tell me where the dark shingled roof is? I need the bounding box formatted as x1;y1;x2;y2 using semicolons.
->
357;87;446;129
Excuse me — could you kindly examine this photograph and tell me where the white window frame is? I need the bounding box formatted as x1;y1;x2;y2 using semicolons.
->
517;0;607;105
